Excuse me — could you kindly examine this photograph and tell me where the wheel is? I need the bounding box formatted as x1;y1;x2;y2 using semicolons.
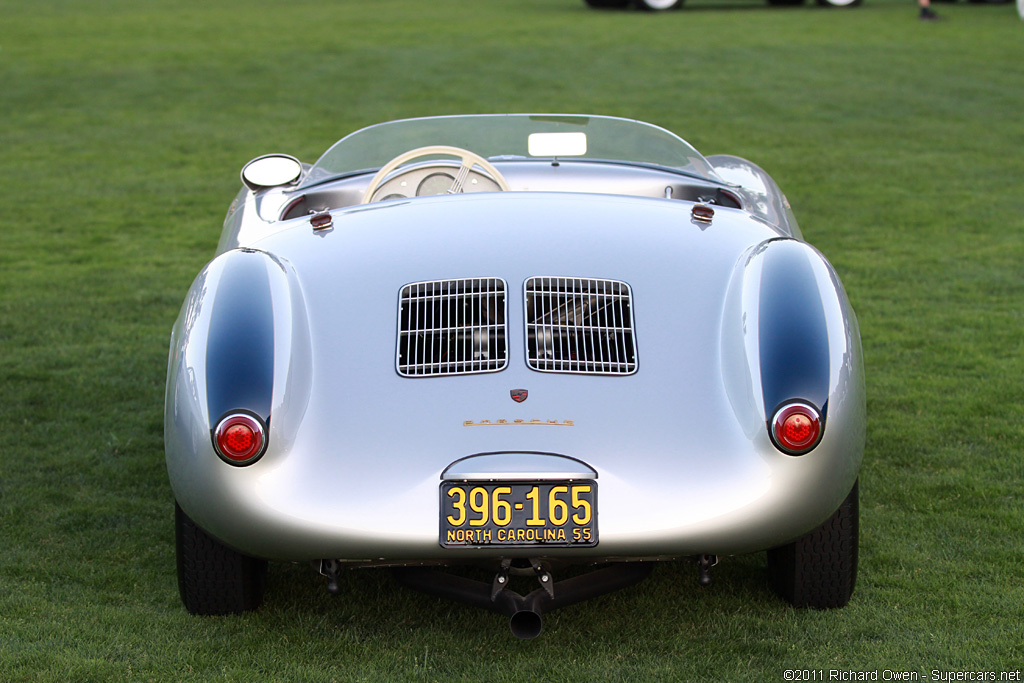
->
633;0;684;10
176;502;268;615
361;145;510;204
584;0;631;7
815;0;862;6
767;480;858;608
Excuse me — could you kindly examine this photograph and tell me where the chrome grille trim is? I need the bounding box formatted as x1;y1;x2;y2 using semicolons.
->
397;278;507;377
525;277;638;375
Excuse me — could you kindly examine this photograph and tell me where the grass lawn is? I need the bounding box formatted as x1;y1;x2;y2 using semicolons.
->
1;0;1022;680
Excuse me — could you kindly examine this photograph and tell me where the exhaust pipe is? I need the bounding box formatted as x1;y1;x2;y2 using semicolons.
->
394;562;652;639
509;609;544;640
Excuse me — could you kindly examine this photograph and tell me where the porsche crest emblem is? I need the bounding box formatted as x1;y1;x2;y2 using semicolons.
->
510;389;528;403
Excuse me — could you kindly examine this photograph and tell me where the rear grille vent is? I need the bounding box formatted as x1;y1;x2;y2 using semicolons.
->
525;277;637;375
397;278;507;377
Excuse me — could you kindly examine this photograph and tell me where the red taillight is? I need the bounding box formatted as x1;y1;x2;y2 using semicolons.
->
771;403;822;455
214;413;266;464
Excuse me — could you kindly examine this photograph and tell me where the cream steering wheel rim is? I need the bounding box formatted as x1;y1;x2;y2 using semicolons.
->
360;145;510;204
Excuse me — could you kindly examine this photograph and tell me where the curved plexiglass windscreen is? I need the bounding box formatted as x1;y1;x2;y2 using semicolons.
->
301;114;718;188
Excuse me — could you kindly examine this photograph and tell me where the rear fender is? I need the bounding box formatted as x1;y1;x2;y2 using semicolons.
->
165;247;312;510
721;238;863;449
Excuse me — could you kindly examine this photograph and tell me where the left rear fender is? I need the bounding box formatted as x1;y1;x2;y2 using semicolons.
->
165;247;312;520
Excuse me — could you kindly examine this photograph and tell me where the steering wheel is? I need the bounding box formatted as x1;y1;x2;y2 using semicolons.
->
360;145;510;204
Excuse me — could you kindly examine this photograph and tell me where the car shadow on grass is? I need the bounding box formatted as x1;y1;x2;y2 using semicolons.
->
251;552;786;641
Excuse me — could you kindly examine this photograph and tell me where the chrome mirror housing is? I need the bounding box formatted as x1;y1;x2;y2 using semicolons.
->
241;154;302;191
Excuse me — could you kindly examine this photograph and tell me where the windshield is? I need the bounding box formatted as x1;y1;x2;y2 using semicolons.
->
301;114;719;188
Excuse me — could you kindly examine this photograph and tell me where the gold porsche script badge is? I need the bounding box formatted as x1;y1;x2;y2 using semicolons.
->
463;419;574;427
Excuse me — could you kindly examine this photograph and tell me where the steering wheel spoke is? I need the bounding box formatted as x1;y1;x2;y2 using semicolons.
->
447;160;474;194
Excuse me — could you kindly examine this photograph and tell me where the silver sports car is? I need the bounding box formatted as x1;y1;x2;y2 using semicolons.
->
165;114;864;638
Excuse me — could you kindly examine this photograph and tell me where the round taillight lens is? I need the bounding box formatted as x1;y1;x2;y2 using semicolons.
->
213;413;266;464
771;403;822;455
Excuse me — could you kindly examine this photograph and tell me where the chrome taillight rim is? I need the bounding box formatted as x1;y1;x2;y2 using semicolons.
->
213;413;267;465
770;402;822;456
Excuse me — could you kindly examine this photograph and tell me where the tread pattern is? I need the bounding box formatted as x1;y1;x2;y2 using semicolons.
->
175;503;267;615
767;480;859;609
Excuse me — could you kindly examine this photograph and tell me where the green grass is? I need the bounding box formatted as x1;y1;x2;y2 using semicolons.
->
2;0;1022;679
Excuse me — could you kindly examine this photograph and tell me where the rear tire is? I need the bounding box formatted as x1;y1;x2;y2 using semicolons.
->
767;480;858;608
176;502;268;615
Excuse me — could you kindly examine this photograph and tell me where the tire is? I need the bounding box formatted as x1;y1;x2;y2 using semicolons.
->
584;0;631;7
767;480;858;609
176;502;268;615
633;0;684;10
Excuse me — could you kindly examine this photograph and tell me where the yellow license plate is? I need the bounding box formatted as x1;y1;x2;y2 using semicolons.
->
440;481;598;548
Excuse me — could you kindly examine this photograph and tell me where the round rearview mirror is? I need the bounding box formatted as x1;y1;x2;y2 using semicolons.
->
241;154;302;191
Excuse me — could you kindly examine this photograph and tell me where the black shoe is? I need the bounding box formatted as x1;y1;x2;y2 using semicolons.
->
920;7;939;19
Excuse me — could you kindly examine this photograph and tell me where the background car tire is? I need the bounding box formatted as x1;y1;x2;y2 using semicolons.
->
176;502;268;615
633;0;684;10
767;480;858;609
584;0;631;7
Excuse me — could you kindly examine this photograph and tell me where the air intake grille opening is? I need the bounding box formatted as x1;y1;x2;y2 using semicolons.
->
397;278;507;377
525;277;637;375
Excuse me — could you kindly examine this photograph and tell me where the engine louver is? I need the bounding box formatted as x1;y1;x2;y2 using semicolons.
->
525;277;637;375
397;278;507;377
